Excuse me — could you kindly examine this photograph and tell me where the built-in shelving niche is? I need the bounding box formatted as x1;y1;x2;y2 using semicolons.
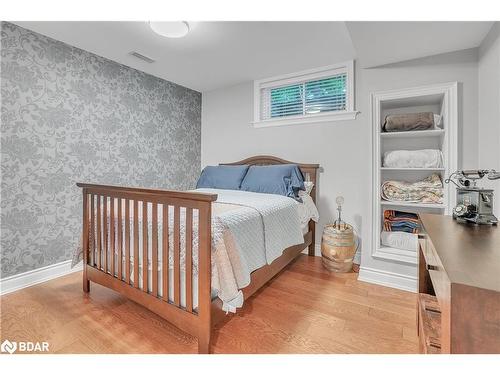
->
371;83;458;265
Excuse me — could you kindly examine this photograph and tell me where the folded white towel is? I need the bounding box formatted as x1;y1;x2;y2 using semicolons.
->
381;231;418;252
383;149;443;168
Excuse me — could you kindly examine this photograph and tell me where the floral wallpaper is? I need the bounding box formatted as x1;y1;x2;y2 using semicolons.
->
0;22;201;278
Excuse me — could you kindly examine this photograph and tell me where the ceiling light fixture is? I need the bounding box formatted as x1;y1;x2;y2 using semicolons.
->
149;21;190;38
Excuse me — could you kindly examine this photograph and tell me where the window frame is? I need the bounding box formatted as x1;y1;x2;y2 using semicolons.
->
253;60;358;128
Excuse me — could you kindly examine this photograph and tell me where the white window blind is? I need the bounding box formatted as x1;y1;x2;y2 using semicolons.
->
260;73;347;120
254;61;356;126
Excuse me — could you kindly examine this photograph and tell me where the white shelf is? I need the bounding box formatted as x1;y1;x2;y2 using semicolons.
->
380;200;445;209
380;129;445;138
372;83;458;270
380;167;445;171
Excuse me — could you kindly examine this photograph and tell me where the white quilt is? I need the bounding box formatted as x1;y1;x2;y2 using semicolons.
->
198;188;305;265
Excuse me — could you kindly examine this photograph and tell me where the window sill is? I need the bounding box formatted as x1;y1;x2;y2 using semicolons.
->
252;110;359;128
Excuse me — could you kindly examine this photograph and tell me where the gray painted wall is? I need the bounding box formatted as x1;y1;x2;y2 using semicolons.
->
478;22;500;218
201;49;479;281
0;22;201;278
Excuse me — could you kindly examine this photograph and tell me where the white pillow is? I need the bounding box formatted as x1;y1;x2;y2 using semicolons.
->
303;181;314;195
297;190;319;224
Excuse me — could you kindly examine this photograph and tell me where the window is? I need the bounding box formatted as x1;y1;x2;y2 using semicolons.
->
254;61;357;127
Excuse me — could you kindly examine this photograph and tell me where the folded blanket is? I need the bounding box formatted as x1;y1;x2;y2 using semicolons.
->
384;210;421;233
381;173;443;203
383;149;443;168
381;231;418;252
383;112;438;132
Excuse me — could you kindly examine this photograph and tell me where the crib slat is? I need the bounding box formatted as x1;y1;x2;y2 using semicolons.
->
142;201;148;293
103;196;108;273
162;204;169;303
117;198;123;280
96;195;102;270
110;197;115;277
186;207;193;313
125;199;131;284
173;205;180;306
90;194;95;267
83;191;90;292
198;205;212;325
152;203;158;297
133;200;139;288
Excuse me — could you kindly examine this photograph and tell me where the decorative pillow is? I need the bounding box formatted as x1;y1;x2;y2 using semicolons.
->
196;165;250;190
240;164;305;199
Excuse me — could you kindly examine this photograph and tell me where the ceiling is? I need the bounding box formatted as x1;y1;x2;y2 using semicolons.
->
15;21;494;92
15;21;355;92
346;21;494;68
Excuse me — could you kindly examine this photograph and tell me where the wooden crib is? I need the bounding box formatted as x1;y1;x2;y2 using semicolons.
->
77;155;319;353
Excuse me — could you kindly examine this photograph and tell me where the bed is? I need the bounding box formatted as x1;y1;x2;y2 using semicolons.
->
77;155;319;353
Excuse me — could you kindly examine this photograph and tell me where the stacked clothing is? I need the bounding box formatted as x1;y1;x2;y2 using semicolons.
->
383;210;421;233
381;210;421;252
381;173;443;204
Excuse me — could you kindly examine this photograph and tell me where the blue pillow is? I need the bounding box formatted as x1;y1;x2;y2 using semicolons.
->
240;164;305;199
196;165;250;190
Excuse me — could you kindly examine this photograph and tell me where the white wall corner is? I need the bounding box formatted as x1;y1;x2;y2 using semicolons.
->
301;243;322;257
0;260;82;296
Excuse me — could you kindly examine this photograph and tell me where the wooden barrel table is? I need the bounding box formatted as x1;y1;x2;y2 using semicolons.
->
321;223;356;273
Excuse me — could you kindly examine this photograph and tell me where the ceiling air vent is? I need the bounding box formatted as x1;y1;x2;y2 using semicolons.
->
129;51;155;63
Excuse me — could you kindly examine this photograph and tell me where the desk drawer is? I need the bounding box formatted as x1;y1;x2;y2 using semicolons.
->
425;236;451;353
419;235;437;271
418;293;441;354
425;239;450;302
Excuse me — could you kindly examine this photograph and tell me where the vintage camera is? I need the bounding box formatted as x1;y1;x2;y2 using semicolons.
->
446;170;500;225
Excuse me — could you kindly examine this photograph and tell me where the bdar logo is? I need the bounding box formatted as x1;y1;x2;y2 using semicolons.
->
1;340;49;354
1;340;17;354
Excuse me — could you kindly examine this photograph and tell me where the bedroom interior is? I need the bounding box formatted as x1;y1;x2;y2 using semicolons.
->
1;10;499;362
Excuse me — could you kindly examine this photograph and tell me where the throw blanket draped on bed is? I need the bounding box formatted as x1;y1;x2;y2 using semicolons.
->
72;189;305;313
198;188;305;265
381;173;444;203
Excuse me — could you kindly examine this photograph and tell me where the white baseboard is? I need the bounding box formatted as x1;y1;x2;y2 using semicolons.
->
1;251;415;296
0;260;82;296
358;266;417;293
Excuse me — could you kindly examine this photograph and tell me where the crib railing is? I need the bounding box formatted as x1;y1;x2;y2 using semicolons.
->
77;183;217;353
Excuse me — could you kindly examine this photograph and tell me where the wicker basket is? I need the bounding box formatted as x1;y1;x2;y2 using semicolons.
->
321;223;356;273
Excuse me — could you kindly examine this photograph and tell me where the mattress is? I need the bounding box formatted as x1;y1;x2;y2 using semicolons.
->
86;189;319;312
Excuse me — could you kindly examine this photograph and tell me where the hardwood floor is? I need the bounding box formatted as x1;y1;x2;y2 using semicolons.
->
0;255;418;353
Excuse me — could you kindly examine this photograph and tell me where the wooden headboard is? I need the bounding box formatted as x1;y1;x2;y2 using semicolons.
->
220;155;320;204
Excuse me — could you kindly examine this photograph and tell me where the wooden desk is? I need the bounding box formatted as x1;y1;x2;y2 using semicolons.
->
418;213;500;354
